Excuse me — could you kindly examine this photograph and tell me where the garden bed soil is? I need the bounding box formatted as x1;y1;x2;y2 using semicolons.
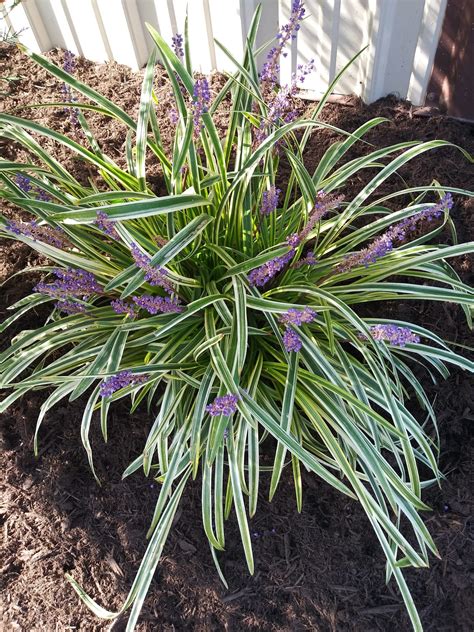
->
1;45;473;631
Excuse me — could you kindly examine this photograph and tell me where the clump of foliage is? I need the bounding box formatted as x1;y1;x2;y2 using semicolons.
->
1;1;25;92
0;3;473;630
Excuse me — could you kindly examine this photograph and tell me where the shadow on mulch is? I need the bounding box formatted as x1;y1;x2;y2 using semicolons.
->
1;44;473;631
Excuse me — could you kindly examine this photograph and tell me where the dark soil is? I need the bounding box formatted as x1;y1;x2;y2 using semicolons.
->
1;45;473;632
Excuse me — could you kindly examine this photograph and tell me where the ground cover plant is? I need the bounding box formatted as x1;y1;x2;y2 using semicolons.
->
0;3;473;631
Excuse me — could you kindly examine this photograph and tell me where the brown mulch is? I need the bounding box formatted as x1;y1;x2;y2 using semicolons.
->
1;44;473;632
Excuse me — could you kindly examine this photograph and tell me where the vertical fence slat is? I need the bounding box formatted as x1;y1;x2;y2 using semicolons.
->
335;0;368;96
364;0;428;103
95;0;147;70
208;0;243;72
186;0;214;73
152;0;176;49
63;0;109;63
407;0;448;106
135;0;164;55
297;0;336;96
278;0;292;84
122;0;149;67
202;0;217;70
34;0;80;55
2;0;50;52
383;0;425;100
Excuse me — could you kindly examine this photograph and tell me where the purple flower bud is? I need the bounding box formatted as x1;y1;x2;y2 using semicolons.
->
292;250;317;268
260;0;306;88
132;294;183;315
168;107;179;125
14;174;53;201
95;211;119;240
55;300;87;315
286;233;301;248
206;393;240;417
63;50;75;74
36;188;52;202
335;194;451;274
100;370;148;398
6;219;67;248
279;306;317;326
62;50;80;127
111;299;137;318
248;248;295;287
130;243;175;293
15;173;32;193
153;235;168;247
260;186;281;216
283;327;302;352
361;324;420;347
297;191;344;242
35;268;101;299
192;77;210;137
172;33;184;60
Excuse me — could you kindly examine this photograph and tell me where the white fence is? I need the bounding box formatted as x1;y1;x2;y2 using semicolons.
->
1;0;447;106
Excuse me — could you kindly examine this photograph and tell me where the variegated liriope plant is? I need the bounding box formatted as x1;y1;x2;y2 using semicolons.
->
0;3;473;631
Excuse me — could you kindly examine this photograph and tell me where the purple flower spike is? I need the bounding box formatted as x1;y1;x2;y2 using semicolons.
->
62;50;80;127
35;268;101;299
130;243;149;269
260;0;306;88
6;219;67;248
279;306;317;326
336;194;451;274
389;193;453;242
248;192;343;286
36;188;52;202
286;233;301;249
55;300;87;315
192;77;210;136
336;233;394;272
63;50;75;74
172;33;184;60
292;59;315;86
292;250;317;268
256;58;315;146
298;191;344;242
168;107;179;125
130;243;175;293
260;186;281;216
247;230;304;286
363;324;420;347
14;174;52;201
256;88;293;144
15;174;32;193
132;294;183;315
100;370;148;398
248;248;295;287
279;306;315;352
206;393;240;417
283;327;302;352
111;299;137;318
153;235;168;247
95;211;119;240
